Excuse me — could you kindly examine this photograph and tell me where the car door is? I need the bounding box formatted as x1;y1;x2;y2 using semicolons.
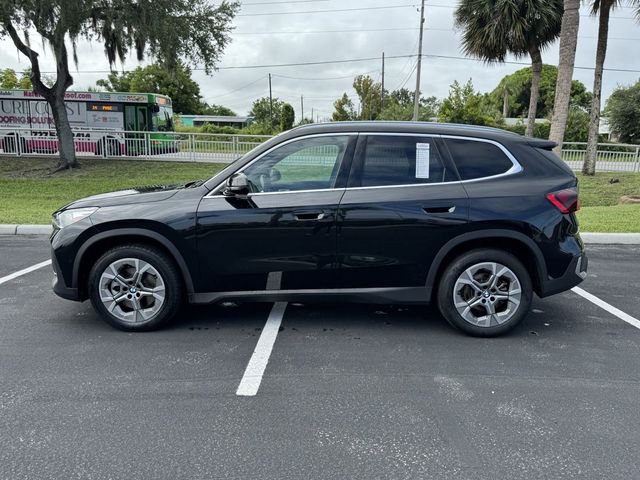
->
196;134;356;293
335;133;469;289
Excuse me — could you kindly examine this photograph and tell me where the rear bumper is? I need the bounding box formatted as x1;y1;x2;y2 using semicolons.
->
538;253;588;298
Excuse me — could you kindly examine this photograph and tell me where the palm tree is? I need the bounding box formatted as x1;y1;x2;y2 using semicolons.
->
583;1;640;175
549;0;581;154
455;0;563;137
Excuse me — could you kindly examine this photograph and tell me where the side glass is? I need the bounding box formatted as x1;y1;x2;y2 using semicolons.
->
354;135;451;187
242;135;350;193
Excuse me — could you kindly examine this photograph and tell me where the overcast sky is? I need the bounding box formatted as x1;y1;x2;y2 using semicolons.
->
1;1;639;121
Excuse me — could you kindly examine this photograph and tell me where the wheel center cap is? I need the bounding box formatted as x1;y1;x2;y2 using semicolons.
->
129;287;137;294
483;291;490;298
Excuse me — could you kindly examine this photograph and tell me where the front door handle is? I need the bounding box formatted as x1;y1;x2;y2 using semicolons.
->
423;206;456;214
295;212;327;221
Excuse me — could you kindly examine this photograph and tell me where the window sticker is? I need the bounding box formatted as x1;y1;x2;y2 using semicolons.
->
416;143;430;179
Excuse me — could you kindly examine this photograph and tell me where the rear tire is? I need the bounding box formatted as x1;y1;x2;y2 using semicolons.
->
88;244;183;331
437;249;532;337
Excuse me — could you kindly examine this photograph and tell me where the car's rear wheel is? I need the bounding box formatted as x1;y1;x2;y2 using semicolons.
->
437;249;532;337
88;245;183;331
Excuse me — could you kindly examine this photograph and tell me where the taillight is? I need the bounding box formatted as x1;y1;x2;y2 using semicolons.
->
547;188;580;213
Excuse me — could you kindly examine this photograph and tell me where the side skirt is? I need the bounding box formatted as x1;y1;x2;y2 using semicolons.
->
189;287;430;305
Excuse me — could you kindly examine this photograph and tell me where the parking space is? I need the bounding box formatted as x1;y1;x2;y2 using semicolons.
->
1;235;640;478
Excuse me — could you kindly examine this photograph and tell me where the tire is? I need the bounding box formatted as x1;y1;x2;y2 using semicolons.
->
436;248;533;337
2;134;17;153
96;137;121;157
88;244;183;331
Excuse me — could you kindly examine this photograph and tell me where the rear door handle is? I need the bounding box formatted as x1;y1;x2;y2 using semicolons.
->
294;212;327;221
423;206;456;214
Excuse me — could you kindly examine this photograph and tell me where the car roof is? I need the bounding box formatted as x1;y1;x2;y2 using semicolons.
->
284;121;544;145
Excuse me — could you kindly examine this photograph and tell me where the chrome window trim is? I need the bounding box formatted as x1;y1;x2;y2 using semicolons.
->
203;131;523;199
204;132;358;198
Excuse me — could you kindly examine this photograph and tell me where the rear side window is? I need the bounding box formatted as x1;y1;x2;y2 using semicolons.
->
354;135;451;187
445;138;515;180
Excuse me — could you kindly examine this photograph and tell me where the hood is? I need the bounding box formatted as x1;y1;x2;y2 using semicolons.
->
57;182;202;211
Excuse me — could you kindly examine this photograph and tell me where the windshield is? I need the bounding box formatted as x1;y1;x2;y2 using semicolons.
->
154;104;174;132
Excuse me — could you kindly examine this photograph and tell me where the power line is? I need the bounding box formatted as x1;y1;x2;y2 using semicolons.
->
233;27;424;35
272;70;378;81
29;52;640;75
237;4;419;17
205;75;268;100
242;0;329;4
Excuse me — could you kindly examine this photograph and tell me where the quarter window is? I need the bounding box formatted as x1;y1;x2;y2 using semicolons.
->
445;138;515;180
243;135;350;193
354;135;451;187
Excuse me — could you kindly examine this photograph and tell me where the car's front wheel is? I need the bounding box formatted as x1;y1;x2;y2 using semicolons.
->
88;244;183;331
437;249;532;337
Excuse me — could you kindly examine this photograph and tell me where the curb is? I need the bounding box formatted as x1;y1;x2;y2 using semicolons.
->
1;224;640;244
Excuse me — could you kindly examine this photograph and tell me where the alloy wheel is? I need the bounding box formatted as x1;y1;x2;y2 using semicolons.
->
452;262;522;328
98;257;166;323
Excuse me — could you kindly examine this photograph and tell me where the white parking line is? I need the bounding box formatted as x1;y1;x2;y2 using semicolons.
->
236;271;287;397
572;286;640;330
0;260;52;286
236;302;287;396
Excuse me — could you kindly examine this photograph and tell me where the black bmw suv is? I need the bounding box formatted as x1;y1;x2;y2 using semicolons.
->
51;122;587;336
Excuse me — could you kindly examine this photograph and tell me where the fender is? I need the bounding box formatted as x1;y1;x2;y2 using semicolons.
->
424;229;547;297
72;228;195;294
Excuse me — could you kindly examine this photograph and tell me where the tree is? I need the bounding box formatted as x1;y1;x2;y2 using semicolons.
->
250;97;286;131
490;65;591;118
0;0;239;169
379;93;440;121
605;80;640;144
0;68;32;89
438;79;499;126
583;1;640;175
332;93;356;122
200;103;237;116
96;72;133;93
353;75;382;120
549;0;581;154
97;62;203;114
564;107;590;143
280;103;295;131
455;0;563;136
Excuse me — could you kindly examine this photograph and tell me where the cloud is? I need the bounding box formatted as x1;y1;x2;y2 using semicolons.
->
1;2;638;120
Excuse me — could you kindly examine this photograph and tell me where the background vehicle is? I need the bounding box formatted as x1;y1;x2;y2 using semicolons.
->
50;122;587;336
0;89;176;156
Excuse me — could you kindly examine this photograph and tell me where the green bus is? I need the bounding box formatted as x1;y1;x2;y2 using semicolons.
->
0;89;177;155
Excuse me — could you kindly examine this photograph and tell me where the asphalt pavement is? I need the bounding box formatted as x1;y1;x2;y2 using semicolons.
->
1;236;639;479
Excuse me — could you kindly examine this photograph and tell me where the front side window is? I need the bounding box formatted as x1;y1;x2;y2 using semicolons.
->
444;138;515;180
353;135;450;187
243;135;350;193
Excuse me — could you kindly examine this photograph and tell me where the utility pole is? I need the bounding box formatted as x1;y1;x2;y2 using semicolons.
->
300;95;304;123
381;51;385;111
412;0;425;121
268;73;273;133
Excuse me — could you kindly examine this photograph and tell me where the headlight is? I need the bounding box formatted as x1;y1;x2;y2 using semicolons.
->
52;207;98;229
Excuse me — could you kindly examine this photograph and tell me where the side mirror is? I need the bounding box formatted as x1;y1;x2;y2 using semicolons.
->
224;173;250;196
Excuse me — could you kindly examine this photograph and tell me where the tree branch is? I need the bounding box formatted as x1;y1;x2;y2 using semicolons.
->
3;21;52;98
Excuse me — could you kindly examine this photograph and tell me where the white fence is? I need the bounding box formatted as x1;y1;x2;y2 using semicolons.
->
562;142;640;173
0;128;271;164
1;128;639;172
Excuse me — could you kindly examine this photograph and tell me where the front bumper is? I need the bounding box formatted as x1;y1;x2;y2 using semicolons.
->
51;247;80;301
538;253;588;298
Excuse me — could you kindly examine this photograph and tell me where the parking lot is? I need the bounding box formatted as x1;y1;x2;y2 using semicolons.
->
1;235;639;479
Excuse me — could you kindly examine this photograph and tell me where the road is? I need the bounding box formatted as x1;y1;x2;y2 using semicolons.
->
1;236;639;479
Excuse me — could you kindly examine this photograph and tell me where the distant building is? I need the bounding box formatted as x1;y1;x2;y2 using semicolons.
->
178;115;253;129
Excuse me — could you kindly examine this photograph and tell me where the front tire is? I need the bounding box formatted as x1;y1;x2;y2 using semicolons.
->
437;249;532;337
88;244;183;331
